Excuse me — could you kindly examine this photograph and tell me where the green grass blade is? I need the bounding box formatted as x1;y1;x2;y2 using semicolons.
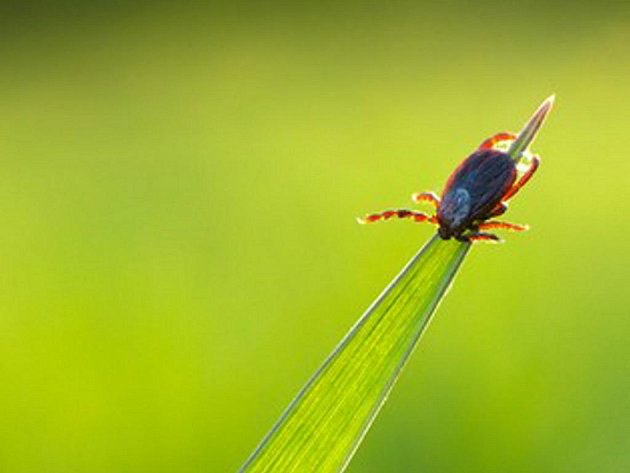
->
507;95;555;161
240;235;470;473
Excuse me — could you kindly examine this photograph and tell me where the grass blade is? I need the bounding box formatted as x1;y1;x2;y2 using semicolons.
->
240;235;470;472
507;95;555;161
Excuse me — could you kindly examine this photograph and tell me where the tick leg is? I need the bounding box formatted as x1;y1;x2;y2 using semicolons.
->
411;191;440;208
478;132;516;151
502;156;540;201
458;232;502;243
478;220;528;232
357;209;437;225
488;202;508;218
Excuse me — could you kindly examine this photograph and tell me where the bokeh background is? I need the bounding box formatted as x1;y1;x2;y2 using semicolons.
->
0;1;628;472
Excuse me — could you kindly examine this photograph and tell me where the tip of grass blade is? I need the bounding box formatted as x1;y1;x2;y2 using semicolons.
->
507;95;555;161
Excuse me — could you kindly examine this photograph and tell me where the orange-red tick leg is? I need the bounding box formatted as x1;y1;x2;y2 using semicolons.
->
478;221;529;232
478;132;516;151
459;232;502;243
487;202;508;218
502;156;540;201
357;209;437;225
411;191;440;208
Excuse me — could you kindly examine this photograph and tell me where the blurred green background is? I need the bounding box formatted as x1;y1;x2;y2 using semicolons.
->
0;1;628;472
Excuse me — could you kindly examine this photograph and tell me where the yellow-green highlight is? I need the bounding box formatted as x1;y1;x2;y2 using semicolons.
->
242;236;470;472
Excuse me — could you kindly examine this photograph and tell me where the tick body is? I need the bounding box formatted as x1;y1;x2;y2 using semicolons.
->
358;97;553;243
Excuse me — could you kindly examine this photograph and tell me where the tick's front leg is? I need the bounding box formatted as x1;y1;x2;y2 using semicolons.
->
478;132;516;151
411;191;440;208
502;156;540;201
357;209;437;225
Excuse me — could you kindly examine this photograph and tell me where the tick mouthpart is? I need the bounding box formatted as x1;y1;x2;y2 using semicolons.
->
507;94;554;162
438;225;452;240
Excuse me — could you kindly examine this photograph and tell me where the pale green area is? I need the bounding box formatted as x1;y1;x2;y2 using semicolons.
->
0;2;629;473
242;236;469;472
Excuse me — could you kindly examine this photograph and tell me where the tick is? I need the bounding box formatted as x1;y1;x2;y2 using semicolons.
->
358;96;554;243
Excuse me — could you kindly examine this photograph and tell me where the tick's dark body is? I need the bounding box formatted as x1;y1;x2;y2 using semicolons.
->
437;149;516;240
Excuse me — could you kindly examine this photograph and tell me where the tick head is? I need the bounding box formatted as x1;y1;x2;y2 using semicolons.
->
438;224;452;240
